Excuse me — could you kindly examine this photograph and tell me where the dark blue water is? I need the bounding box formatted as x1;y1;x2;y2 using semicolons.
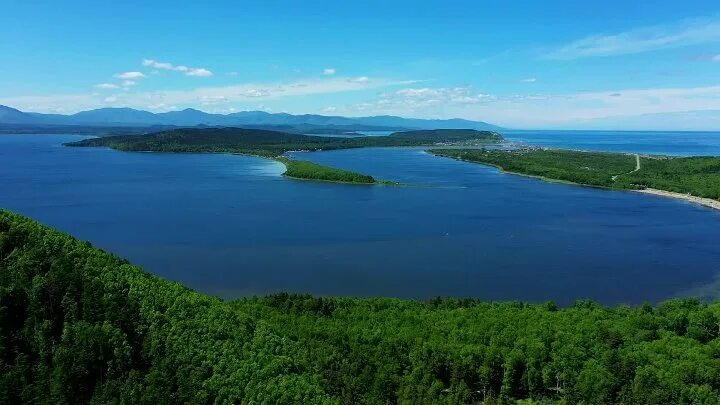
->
503;130;720;156
2;134;720;305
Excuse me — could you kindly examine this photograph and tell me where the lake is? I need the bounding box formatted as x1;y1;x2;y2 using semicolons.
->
2;133;720;305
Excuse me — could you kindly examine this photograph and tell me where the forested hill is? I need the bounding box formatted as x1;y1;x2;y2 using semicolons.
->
2;209;720;404
431;149;720;200
65;127;503;157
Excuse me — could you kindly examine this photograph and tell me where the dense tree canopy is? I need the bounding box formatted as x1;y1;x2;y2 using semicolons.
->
279;158;376;184
431;149;636;188
0;210;331;404
432;148;720;200
1;209;720;404
617;156;720;199
66;128;501;185
67;128;503;158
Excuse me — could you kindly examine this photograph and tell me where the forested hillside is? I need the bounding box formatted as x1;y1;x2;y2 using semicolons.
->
0;210;330;404
430;149;636;187
66;128;503;157
617;156;720;199
1;210;720;404
432;148;720;200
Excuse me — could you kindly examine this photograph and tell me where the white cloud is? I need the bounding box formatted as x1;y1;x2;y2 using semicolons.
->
349;76;369;83
142;59;188;72
323;83;720;129
390;87;493;106
186;68;213;77
8;82;720;130
121;80;137;87
95;83;120;89
337;86;495;117
240;89;271;97
0;76;405;115
545;17;720;59
521;77;537;83
227;71;239;76
142;59;213;77
323;68;336;75
115;71;146;80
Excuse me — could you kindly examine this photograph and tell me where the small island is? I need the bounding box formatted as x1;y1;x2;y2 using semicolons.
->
431;148;720;209
277;158;376;184
67;127;502;184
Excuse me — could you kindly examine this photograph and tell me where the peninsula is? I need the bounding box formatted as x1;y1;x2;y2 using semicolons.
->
431;148;720;210
67;128;502;184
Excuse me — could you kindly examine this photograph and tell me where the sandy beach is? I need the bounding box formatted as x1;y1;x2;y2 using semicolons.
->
634;188;720;211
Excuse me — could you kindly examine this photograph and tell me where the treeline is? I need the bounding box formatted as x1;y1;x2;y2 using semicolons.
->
616;156;720;200
280;158;376;184
66;128;503;158
237;294;720;404
431;149;636;188
2;210;720;404
0;210;331;404
432;149;720;200
65;128;501;185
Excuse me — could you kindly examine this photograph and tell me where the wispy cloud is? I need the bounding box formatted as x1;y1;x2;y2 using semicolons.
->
7;83;720;129
712;54;720;61
114;71;146;80
348;76;369;83
323;68;336;75
142;59;186;71
142;59;213;77
324;83;720;129
344;86;494;116
520;77;537;83
545;17;720;60
1;76;413;114
185;68;213;77
95;83;120;89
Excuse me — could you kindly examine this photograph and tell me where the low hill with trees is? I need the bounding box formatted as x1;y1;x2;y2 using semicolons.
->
1;209;719;404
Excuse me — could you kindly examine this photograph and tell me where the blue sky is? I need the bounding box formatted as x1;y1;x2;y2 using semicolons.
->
2;0;720;129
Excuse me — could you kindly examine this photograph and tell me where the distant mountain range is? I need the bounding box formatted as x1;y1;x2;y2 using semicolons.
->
0;105;502;131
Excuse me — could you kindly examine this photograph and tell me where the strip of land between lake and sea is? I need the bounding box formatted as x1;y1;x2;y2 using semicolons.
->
430;148;720;212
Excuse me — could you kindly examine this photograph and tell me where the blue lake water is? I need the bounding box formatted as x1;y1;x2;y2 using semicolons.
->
2;134;720;305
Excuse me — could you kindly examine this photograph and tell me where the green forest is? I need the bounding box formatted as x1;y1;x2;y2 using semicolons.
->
430;149;636;188
2;209;720;404
67;128;503;158
279;158;376;184
432;148;720;199
616;156;720;200
66;128;501;185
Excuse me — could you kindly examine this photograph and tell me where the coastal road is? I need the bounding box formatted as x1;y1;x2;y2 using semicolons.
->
612;154;640;181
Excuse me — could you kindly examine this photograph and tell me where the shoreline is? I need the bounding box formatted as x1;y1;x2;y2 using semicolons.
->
430;152;608;187
431;151;720;212
633;188;720;211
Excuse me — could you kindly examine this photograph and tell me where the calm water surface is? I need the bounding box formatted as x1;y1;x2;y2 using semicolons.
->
2;134;720;305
